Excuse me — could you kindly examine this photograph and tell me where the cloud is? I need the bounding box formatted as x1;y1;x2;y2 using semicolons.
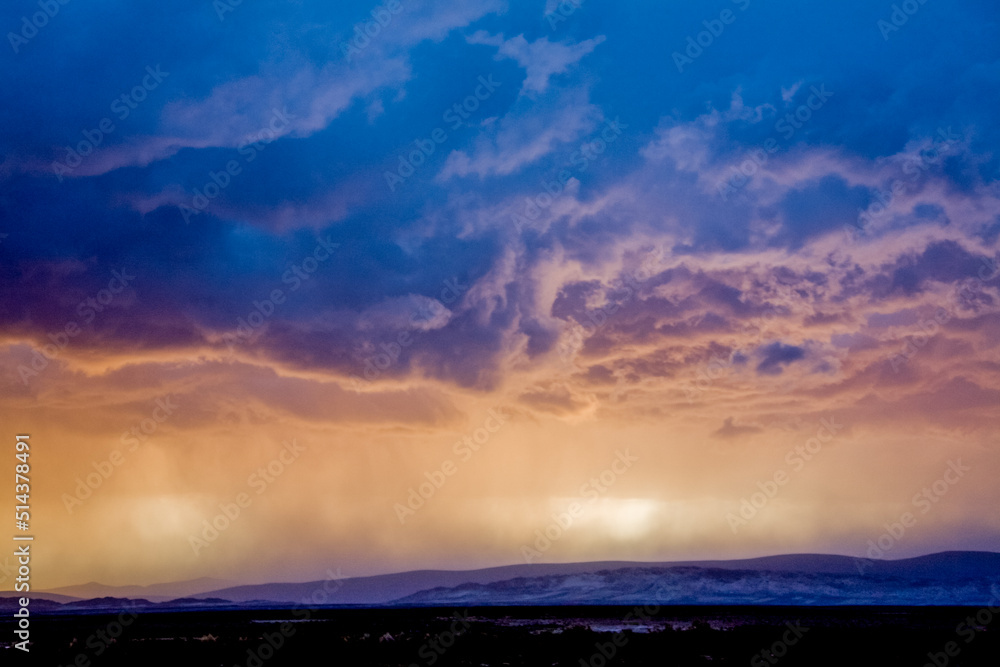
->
756;342;806;376
388;0;507;45
73;58;411;177
356;294;453;333
518;383;591;417
467;31;606;95
712;417;764;440
437;86;602;180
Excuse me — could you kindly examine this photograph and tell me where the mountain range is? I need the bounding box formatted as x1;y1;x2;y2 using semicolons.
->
5;551;998;612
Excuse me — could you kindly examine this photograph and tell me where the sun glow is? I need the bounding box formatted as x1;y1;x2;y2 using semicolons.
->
589;498;662;540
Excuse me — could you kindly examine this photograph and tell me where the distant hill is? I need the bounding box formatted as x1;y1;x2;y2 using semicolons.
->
0;595;252;614
0;591;80;604
0;597;65;613
40;576;234;602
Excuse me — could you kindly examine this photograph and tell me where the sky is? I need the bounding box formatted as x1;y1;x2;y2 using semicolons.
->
0;0;998;590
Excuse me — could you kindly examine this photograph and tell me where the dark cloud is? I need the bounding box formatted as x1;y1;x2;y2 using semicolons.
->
518;384;586;416
756;342;806;376
712;417;763;440
578;364;614;385
889;241;990;296
774;175;872;248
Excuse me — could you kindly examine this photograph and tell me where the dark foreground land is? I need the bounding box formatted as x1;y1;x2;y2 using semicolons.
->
3;605;998;666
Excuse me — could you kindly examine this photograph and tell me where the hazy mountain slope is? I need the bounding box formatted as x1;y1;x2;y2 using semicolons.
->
42;577;233;602
393;566;1000;607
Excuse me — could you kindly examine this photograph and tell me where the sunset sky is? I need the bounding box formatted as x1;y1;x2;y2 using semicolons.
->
1;0;998;591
